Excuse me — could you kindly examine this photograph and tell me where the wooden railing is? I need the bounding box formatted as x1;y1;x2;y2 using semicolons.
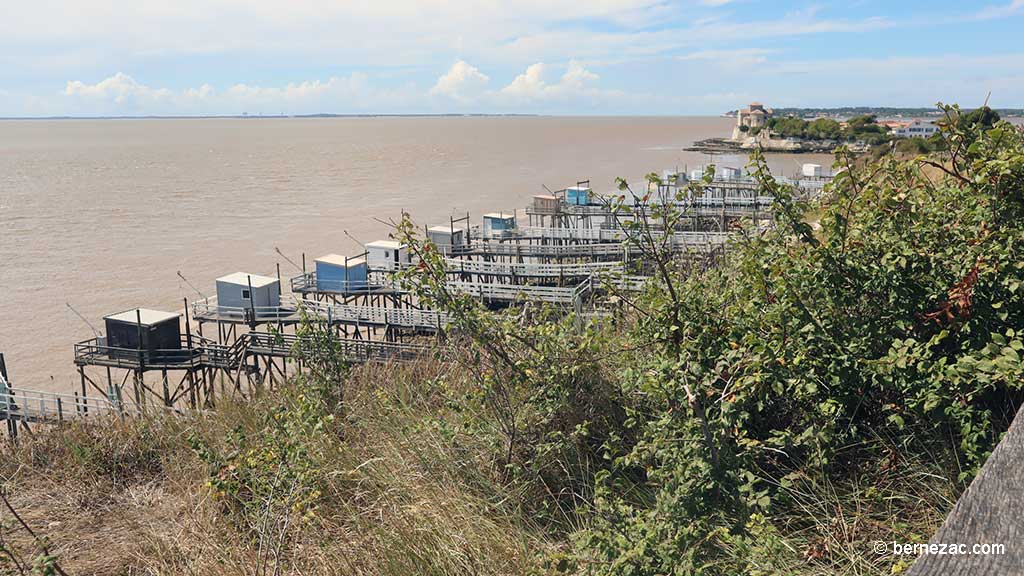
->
73;336;209;369
0;385;175;424
191;299;298;322
294;300;449;331
289;272;401;295
444;257;623;278
244;332;430;363
452;242;628;258
446;279;585;305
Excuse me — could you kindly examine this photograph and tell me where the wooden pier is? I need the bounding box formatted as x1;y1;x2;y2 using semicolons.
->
5;163;831;433
69;326;431;417
293;299;449;334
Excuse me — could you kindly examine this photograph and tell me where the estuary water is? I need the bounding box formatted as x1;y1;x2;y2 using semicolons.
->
0;116;829;391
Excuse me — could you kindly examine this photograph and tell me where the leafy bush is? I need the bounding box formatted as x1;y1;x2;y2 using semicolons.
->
573;106;1024;574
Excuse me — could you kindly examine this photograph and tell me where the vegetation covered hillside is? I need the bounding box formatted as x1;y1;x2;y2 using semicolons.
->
1;106;1022;575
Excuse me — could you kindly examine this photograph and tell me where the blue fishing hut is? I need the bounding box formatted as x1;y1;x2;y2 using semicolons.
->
565;186;592;206
482;213;516;239
315;254;368;292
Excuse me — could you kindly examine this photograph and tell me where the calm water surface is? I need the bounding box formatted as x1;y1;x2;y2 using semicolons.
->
0;116;829;391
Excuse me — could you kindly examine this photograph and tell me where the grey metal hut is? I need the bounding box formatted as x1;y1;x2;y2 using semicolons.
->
427;225;466;250
215;272;281;318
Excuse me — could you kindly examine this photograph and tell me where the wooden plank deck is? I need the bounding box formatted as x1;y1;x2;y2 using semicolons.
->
75;328;430;373
74;336;211;370
191;300;302;325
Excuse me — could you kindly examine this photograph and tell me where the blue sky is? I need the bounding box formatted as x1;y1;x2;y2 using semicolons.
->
1;0;1022;117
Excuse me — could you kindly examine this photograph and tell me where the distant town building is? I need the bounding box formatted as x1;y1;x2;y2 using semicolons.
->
893;120;939;139
732;102;774;140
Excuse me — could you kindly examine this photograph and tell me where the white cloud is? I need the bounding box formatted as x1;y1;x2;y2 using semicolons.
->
54;59;637;115
677;48;775;68
59;71;419;115
748;53;1024;109
500;60;600;103
64;72;172;104
430;61;490;102
0;1;670;68
975;0;1024;20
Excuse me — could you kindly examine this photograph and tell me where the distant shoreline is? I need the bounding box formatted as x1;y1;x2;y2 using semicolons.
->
0;113;547;121
722;106;1024;119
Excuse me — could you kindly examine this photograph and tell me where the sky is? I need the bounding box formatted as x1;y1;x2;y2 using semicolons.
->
1;0;1022;117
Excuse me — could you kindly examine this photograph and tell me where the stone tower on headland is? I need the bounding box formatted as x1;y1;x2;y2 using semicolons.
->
732;102;773;141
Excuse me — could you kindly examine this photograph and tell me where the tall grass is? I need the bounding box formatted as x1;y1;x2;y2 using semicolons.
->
0;358;554;575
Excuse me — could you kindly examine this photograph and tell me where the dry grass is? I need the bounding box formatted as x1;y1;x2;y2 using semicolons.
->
0;358;554;575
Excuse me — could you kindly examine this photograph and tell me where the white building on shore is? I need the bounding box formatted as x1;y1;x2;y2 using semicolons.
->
893;120;939;138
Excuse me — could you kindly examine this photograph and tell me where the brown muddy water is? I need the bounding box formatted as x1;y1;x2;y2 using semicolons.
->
0;116;831;391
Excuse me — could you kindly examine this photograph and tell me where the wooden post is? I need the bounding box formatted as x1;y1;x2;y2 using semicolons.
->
162;369;170;407
79;367;88;416
184;297;193;350
247;274;257;330
135;308;146;372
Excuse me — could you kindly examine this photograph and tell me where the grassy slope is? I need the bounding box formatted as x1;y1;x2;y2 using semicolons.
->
0;361;554;575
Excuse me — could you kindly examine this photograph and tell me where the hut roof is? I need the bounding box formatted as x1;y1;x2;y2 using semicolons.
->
484;212;515;220
216;272;278;288
315;254;365;267
366;240;404;250
104;308;180;326
428;225;465;233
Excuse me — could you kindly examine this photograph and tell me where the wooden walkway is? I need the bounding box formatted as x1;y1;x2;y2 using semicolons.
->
444;257;623;279
550;201;772;220
446;278;590;305
452;242;629;258
294;299;449;331
1;378;161;426
75;330;431;374
191;300;302;325
289;272;404;297
74;336;213;370
244;332;430;363
514;226;729;245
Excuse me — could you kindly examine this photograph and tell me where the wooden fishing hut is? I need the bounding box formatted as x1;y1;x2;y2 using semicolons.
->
314;254;368;292
427;225;467;252
366;240;411;272
526;194;564;228
189;272;298;345
482;212;517;240
289;251;412;342
73;307;230;410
